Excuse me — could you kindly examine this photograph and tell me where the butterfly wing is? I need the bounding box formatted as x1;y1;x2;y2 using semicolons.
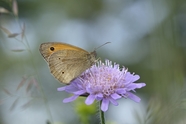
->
39;42;88;62
48;50;95;84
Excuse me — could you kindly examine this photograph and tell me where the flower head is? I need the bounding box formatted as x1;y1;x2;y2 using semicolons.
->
58;60;146;112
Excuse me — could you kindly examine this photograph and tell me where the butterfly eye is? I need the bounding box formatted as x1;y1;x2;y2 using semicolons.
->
50;47;55;51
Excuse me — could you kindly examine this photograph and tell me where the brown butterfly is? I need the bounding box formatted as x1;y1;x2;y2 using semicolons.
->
39;42;96;84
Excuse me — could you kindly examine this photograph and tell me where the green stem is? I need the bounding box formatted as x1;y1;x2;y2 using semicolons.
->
99;101;105;124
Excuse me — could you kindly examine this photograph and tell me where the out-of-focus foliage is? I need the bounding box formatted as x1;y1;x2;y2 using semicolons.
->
0;0;186;124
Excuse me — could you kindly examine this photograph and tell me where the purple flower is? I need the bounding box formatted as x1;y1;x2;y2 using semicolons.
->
57;60;146;112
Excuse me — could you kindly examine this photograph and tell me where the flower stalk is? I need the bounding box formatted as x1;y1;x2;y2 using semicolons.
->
99;101;105;124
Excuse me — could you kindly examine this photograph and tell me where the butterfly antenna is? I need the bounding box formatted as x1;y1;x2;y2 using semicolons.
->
94;42;111;51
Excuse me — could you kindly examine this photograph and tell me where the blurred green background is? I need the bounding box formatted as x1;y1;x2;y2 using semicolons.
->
0;0;186;124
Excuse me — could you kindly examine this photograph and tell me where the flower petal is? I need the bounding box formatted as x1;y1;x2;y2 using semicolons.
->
109;97;118;106
57;87;65;91
96;93;103;98
127;92;141;102
101;98;109;112
116;88;126;94
111;93;121;99
74;90;86;95
126;83;146;91
65;83;81;92
63;95;79;103
95;93;103;100
131;75;140;82
125;73;140;83
85;95;96;105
